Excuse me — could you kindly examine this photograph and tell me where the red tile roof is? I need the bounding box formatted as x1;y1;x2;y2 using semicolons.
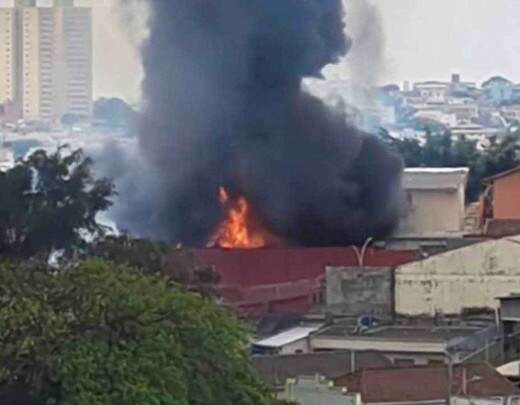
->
335;364;520;403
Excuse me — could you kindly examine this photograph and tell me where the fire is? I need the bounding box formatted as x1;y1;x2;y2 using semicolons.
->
209;187;269;249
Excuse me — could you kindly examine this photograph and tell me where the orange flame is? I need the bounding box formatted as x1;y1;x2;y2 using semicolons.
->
209;187;268;249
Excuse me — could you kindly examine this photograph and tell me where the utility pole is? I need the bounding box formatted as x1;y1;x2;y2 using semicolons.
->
446;351;453;405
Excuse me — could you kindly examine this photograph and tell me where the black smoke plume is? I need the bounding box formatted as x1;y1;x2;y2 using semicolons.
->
113;0;403;247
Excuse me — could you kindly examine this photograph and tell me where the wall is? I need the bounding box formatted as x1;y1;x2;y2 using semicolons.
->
280;377;360;405
325;267;394;318
192;248;417;316
278;338;311;355
396;237;520;316
494;172;520;220
398;189;463;236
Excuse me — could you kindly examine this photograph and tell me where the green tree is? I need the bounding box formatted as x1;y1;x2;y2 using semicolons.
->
381;128;520;201
0;148;115;258
93;98;137;127
478;134;520;178
87;236;221;298
0;260;270;405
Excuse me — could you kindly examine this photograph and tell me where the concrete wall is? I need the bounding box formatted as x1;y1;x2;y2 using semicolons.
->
396;237;520;316
280;377;360;405
325;267;394;318
278;338;310;355
494;171;520;220
399;189;464;236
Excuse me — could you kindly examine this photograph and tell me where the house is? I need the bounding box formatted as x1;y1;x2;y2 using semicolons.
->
501;104;520;122
414;81;450;103
396;236;520;316
397;168;469;237
481;166;520;237
334;363;520;405
310;323;499;366
253;351;390;388
450;124;501;148
280;375;361;405
252;326;322;355
483;76;515;105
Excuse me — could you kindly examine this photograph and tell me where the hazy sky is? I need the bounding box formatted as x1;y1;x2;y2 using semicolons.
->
92;0;520;102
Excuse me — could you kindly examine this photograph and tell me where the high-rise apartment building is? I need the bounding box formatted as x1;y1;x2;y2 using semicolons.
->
0;4;17;106
0;0;92;122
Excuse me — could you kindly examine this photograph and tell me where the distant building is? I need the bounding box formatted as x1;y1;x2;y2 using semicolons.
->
334;364;520;405
414;81;450;103
397;168;469;237
483;76;515;105
0;0;92;122
501;104;520;122
0;4;17;105
450;124;501;149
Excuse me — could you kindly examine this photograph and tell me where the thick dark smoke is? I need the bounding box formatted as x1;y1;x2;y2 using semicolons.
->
113;0;403;247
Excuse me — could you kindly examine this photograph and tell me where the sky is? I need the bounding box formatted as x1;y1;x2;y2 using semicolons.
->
92;0;520;102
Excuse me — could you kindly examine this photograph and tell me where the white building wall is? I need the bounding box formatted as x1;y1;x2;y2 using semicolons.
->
399;189;464;236
396;237;520;316
61;5;92;117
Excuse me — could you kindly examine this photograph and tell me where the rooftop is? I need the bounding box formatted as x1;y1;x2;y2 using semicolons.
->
253;351;390;387
315;325;482;343
254;326;321;348
335;364;520;403
404;167;469;190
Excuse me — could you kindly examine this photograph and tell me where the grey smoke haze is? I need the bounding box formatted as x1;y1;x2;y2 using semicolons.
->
345;0;385;87
111;0;403;247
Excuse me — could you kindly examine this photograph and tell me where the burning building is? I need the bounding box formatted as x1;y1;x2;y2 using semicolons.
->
113;0;404;249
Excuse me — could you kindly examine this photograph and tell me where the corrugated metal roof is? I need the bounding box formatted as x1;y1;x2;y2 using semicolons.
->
254;326;321;348
404;167;469;190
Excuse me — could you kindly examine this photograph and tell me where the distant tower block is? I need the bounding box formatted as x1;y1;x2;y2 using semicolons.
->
1;0;92;122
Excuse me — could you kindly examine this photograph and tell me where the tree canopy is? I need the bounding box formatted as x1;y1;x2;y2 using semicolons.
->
93;98;137;128
382;128;520;201
0;259;271;405
0;148;115;258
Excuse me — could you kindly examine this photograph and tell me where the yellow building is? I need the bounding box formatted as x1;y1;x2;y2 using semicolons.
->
0;0;92;122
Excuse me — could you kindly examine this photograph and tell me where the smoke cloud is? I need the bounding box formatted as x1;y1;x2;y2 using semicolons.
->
112;0;403;247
